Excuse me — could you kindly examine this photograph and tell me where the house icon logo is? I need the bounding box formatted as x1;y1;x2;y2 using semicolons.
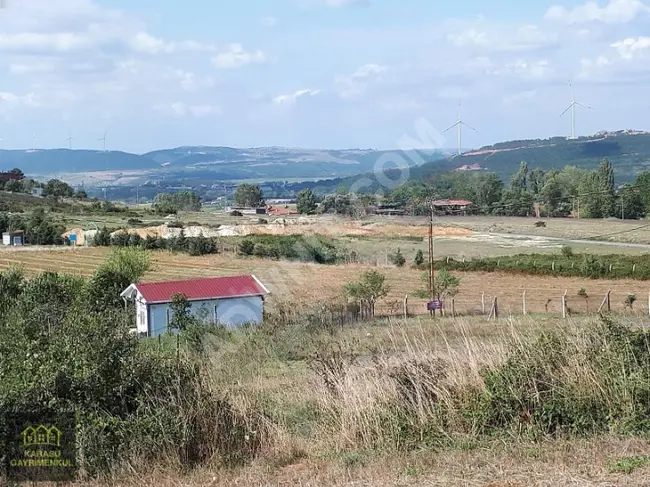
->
21;425;62;447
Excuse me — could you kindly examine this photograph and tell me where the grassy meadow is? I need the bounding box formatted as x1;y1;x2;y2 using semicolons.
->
54;313;650;486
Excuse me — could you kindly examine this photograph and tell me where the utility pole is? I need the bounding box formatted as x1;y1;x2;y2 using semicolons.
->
428;200;436;316
621;198;624;220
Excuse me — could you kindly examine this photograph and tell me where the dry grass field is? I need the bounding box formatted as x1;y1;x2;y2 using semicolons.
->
2;246;649;317
39;314;650;487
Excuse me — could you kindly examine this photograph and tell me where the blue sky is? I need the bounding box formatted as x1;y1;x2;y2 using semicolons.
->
1;0;650;153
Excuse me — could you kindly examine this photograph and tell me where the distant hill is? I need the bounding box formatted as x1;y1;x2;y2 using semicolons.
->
302;130;650;194
446;130;650;181
0;146;450;184
0;149;158;175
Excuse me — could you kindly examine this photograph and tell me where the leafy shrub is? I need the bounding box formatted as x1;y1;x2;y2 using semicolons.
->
413;249;424;266
433;252;650;281
230;210;243;217
390;248;406;267
238;239;255;256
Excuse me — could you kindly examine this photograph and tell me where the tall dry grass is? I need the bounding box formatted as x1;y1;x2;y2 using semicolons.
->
304;315;650;452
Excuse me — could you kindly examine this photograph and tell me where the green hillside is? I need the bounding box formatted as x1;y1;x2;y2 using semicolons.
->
449;131;650;182
303;131;650;194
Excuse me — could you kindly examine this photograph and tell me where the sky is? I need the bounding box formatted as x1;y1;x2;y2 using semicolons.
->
1;0;650;153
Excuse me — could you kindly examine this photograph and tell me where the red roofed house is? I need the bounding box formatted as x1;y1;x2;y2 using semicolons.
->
120;275;270;336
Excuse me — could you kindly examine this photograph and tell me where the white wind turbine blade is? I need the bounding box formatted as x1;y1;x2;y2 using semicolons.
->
460;121;478;132
443;121;460;133
574;101;593;110
559;103;573;117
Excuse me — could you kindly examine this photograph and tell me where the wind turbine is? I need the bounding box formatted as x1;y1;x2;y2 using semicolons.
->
30;133;36;152
66;131;73;150
560;82;592;140
97;132;107;152
444;102;477;156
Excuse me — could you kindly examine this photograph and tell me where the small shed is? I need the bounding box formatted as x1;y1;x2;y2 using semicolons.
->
2;230;25;246
120;275;270;337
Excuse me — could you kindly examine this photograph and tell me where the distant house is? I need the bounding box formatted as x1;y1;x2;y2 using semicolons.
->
431;199;473;216
120;275;270;337
373;203;406;216
2;230;24;246
31;187;43;197
227;206;267;215
0;172;22;182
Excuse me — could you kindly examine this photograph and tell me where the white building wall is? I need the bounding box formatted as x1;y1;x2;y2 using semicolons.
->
146;295;264;337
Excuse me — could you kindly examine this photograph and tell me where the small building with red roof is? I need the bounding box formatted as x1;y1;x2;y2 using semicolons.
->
120;275;270;336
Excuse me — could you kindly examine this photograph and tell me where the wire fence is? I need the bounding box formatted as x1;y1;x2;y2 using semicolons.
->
374;289;650;319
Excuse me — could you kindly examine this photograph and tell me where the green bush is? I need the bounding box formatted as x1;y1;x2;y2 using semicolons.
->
431;251;650;281
0;255;264;478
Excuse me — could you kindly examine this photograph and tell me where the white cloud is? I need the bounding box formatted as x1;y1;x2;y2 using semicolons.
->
545;0;650;24
0;32;95;53
0;91;40;112
211;43;266;69
611;36;650;58
446;24;557;52
272;89;321;105
488;59;552;80
335;63;387;98
128;32;214;54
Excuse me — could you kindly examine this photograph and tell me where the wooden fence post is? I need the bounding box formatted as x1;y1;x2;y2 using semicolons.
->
481;292;485;315
522;290;527;315
489;297;499;320
452;298;456;317
598;290;612;313
403;295;408;319
562;290;568;319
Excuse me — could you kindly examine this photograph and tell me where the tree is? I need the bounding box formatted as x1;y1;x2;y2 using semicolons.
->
598;159;616;217
389;248;406;267
510;161;529;193
168;293;197;333
187;234;216;256
634;171;650;213
74;189;88;200
296;188;317;214
43;179;74;200
4;179;22;192
415;269;461;304
234;184;263;207
86;248;150;311
344;270;390;318
528;168;546;196
618;184;645;220
413;249;424;266
153;191;201;214
578;172;604;218
238;239;255;255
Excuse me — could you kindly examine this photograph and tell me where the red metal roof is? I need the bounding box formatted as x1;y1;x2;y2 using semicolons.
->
134;275;268;303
